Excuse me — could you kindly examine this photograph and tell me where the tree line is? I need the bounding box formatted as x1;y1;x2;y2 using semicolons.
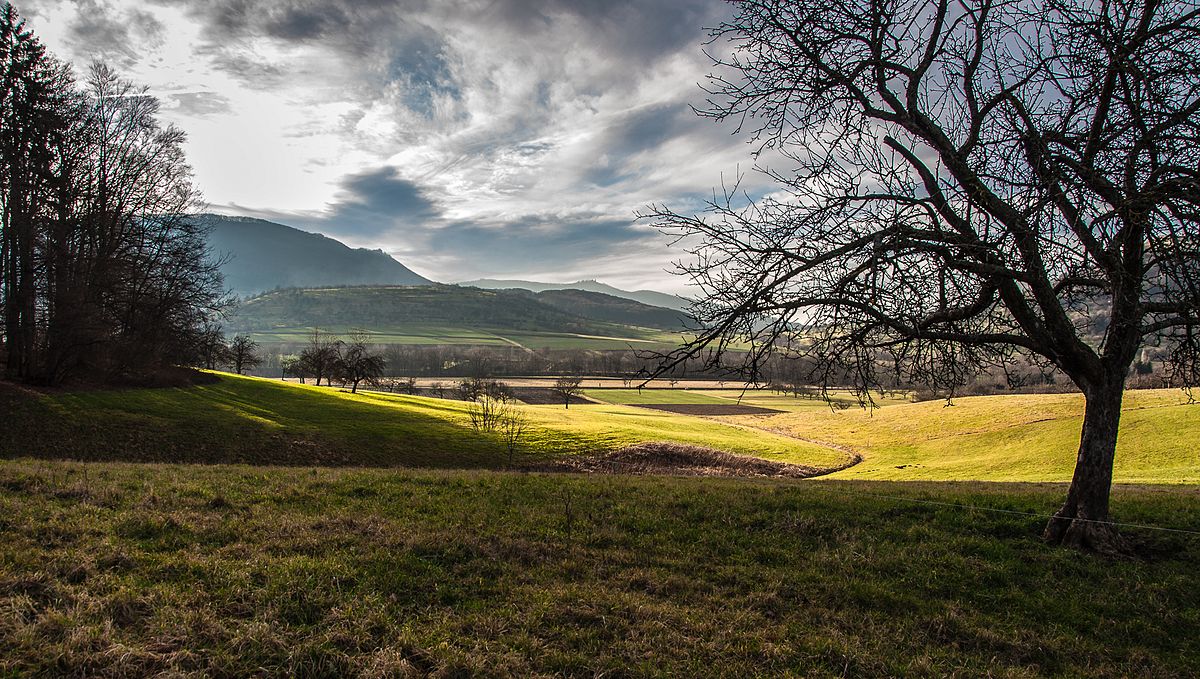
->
1;4;224;385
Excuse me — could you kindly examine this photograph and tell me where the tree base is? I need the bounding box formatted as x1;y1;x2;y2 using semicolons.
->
1043;512;1131;556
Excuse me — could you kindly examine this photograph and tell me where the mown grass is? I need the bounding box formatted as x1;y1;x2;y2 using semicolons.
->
0;459;1196;677
0;374;846;470
582;389;736;405
758;389;1200;484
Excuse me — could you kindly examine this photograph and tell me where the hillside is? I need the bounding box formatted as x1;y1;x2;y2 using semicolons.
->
228;285;608;336
0;374;844;470
224;285;689;346
464;278;691;311
530;288;690;330
202;214;431;296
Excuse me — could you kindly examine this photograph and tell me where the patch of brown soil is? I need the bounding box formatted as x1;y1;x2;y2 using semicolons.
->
529;442;824;478
509;387;596;406
631;403;784;416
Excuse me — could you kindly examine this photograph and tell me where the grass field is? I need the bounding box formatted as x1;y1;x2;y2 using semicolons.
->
757;389;1200;484
583;388;736;405
0;460;1196;676
0;374;847;471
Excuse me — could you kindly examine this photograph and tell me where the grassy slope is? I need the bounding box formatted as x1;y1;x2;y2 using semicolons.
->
227;286;684;350
760;389;1200;483
0;374;846;470
0;460;1196;677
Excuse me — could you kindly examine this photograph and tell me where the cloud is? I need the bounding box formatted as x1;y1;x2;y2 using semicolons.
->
39;0;758;291
64;0;164;69
168;91;233;117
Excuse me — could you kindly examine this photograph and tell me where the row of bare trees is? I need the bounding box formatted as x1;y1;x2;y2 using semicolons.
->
281;330;387;393
0;5;225;384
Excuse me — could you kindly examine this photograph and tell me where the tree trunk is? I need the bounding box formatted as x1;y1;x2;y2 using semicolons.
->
1043;377;1129;554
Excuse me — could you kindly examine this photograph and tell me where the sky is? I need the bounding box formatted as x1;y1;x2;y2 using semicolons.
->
19;0;767;293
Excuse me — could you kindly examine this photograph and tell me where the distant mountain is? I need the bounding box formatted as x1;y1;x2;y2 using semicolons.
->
201;214;432;297
462;278;690;311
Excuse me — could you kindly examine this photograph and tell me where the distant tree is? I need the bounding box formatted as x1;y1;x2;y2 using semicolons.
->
195;323;229;370
279;354;301;382
298;328;341;387
400;376;418;395
228;334;261;375
429;380;447;398
500;403;528;468
551;376;583;409
468;393;505;432
338;332;386;394
643;0;1200;552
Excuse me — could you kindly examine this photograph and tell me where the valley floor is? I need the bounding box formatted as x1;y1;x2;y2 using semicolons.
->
2;375;1198;675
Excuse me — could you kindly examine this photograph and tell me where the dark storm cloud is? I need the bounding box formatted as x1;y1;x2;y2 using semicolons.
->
295;166;441;238
65;0;164;68
477;0;722;61
425;216;658;272
585;103;698;187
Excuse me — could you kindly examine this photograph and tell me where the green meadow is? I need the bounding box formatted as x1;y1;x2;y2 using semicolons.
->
1;461;1197;677
758;389;1200;484
0;373;846;470
2;375;1198;676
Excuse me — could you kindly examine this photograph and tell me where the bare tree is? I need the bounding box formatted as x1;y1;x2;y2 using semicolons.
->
338;332;386;394
195;323;229;370
644;0;1200;552
551;376;584;409
298;328;341;387
500;403;528;468
228;334;261;375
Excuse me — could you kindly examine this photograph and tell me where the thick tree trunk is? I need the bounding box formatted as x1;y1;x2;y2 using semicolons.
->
1043;377;1129;554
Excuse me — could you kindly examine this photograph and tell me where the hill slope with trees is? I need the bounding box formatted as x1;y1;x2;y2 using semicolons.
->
225;285;688;338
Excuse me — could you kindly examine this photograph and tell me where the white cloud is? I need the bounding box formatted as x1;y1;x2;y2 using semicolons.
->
22;0;769;293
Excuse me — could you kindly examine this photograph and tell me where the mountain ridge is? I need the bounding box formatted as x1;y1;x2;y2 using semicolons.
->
462;278;690;311
202;214;432;296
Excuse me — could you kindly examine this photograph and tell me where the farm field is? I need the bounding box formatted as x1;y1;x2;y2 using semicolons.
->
0;373;848;471
0;460;1196;676
585;387;912;413
759;389;1200;484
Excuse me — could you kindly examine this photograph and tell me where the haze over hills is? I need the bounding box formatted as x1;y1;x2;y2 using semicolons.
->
201;214;431;296
462;278;691;311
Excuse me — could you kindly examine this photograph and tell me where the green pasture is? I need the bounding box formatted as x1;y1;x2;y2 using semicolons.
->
0;373;846;470
764;389;1200;484
0;461;1196;676
583;389;735;405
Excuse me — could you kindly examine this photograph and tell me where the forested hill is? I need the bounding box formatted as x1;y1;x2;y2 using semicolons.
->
463;278;690;311
528;289;690;330
224;285;686;336
202;214;432;296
